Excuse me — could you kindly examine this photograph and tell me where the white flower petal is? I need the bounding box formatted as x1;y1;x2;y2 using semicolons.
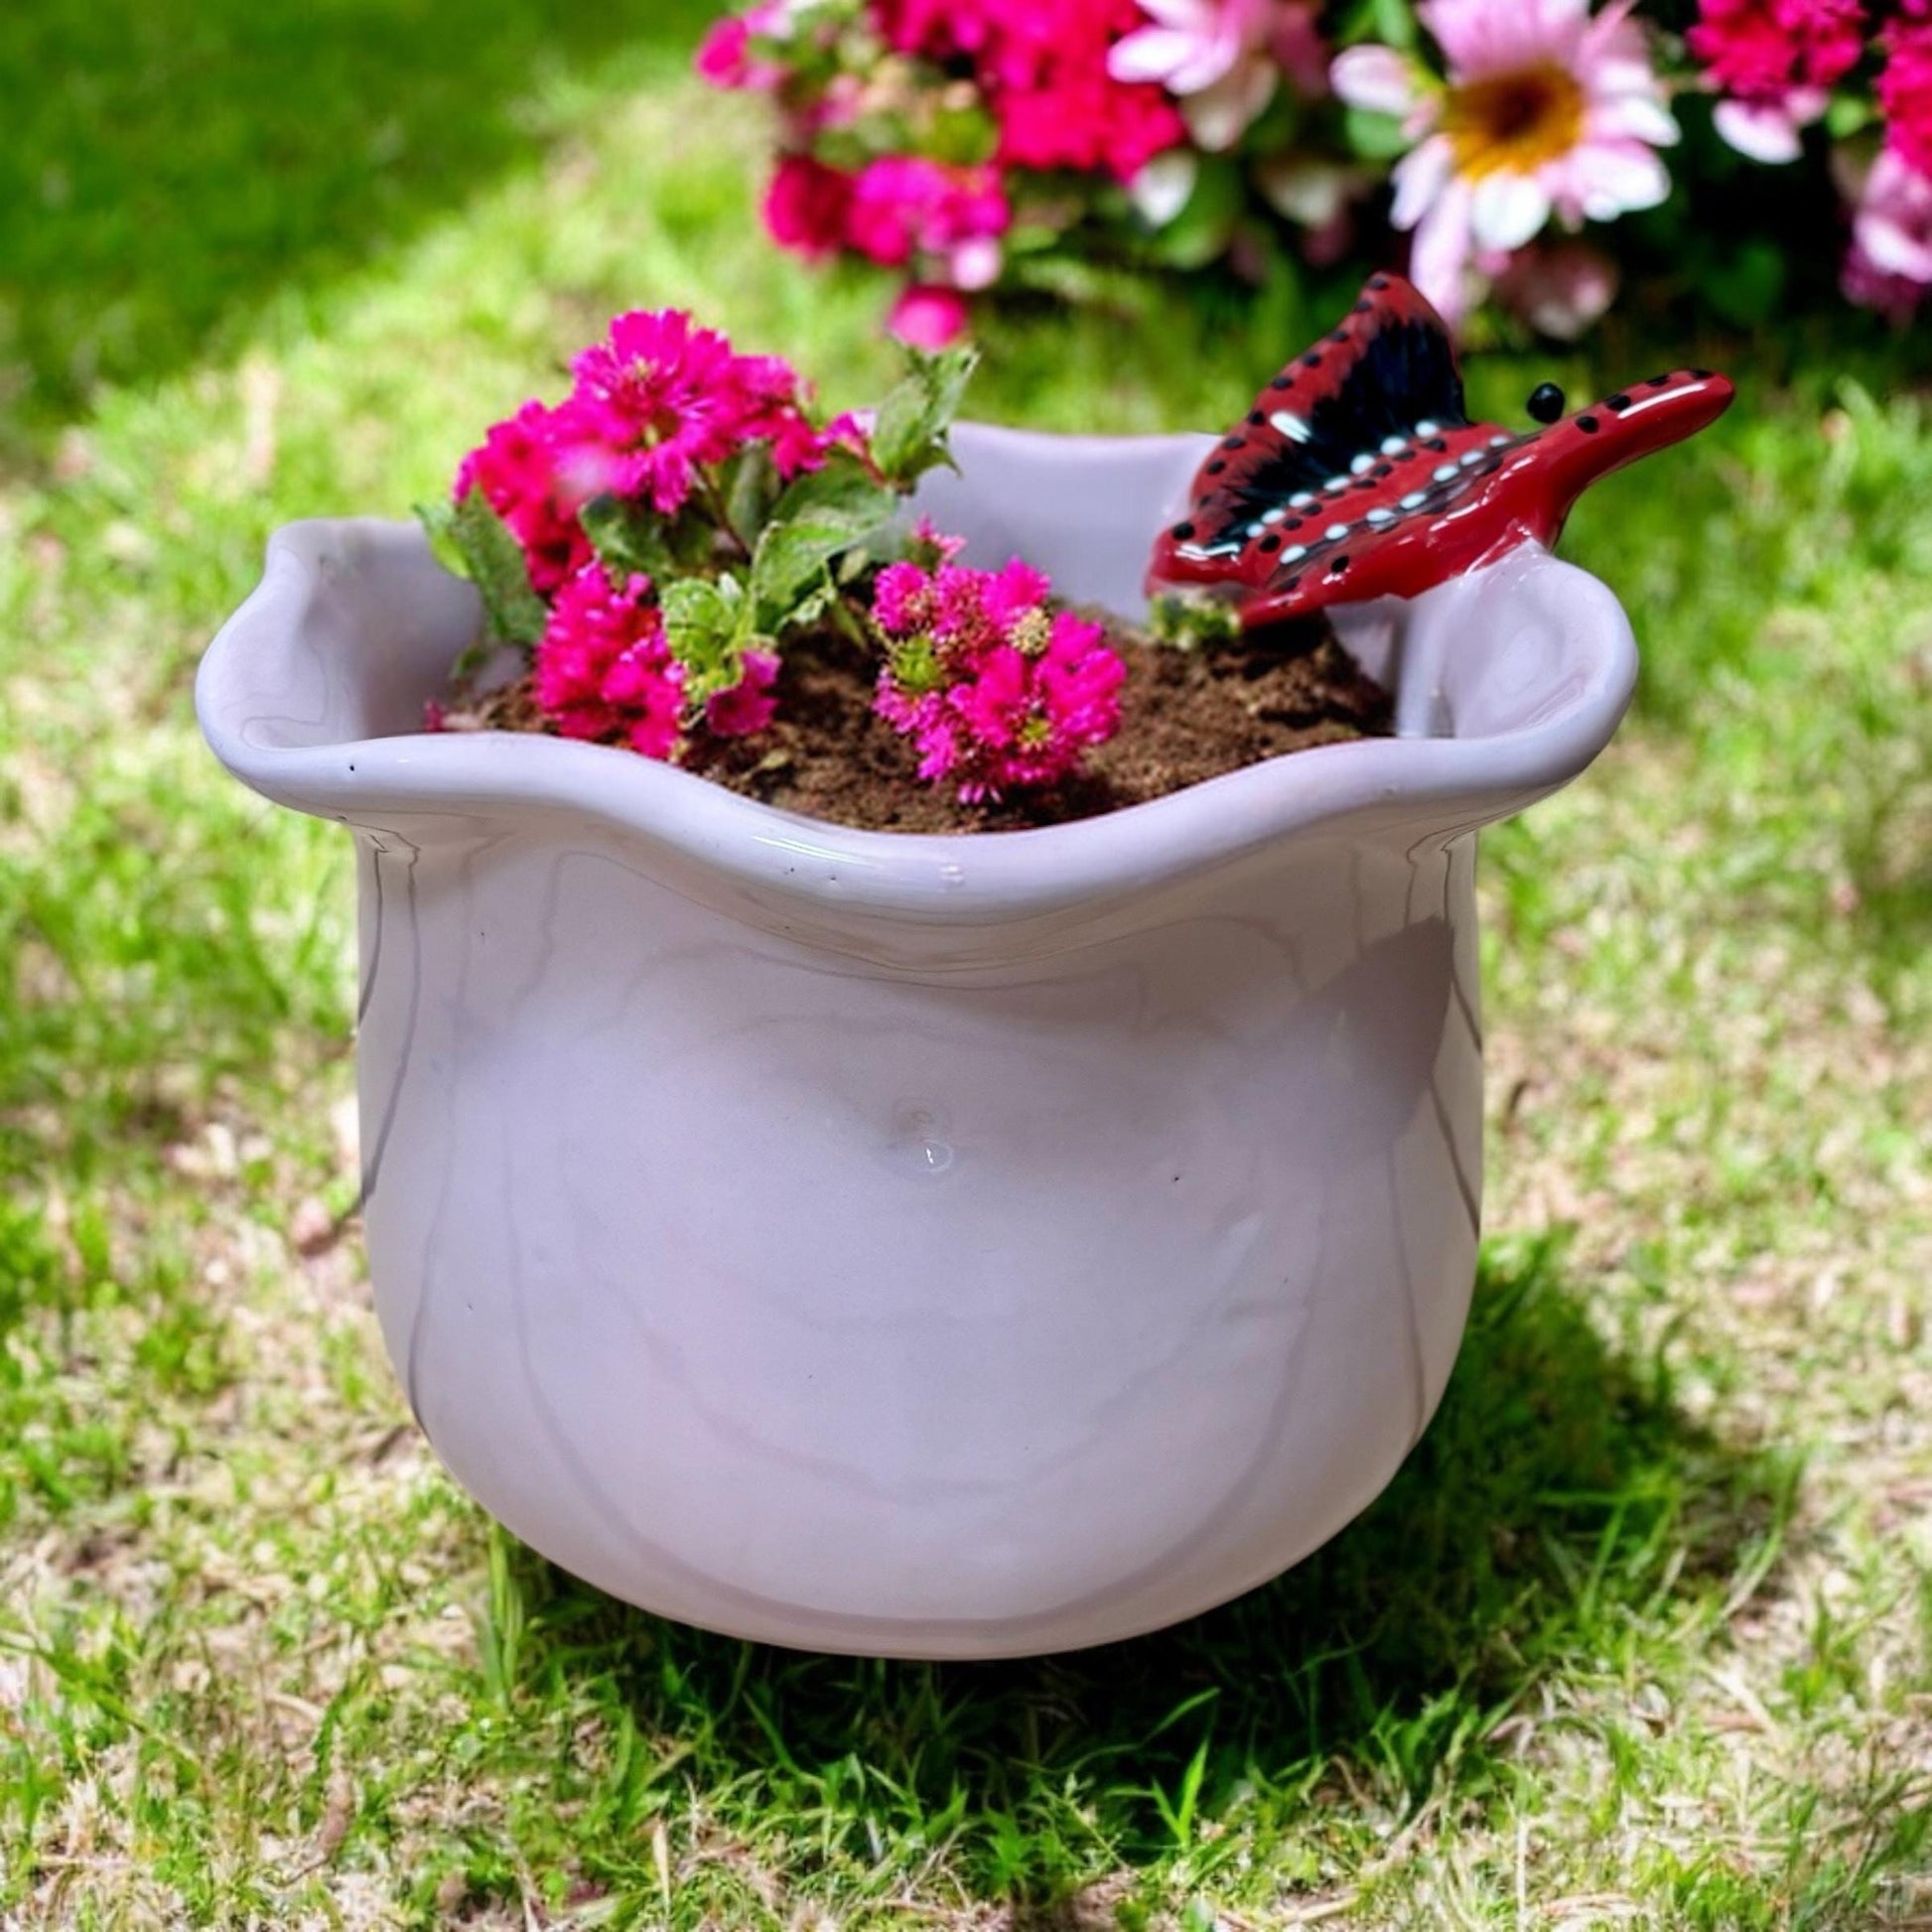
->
1409;180;1478;325
1329;45;1423;119
1129;150;1199;228
1470;171;1552;251
948;236;1003;292
1107;26;1198;84
1181;61;1276;149
1712;99;1803;165
1573;141;1672;217
1588;92;1679;150
1135;0;1213;29
1257;155;1372;226
1390;135;1455;231
1860;208;1932;283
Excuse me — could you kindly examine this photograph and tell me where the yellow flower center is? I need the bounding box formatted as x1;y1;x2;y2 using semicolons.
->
1010;609;1052;658
1441;63;1587;180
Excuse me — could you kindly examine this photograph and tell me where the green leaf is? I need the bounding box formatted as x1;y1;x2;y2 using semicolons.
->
659;574;753;694
1825;93;1874;140
1149;591;1242;651
415;488;547;651
719;443;783;547
869;345;980;488
750;449;899;630
1334;0;1418;48
579;494;714;585
1700;239;1788;330
1369;0;1420;50
1342;102;1417;162
664;568;753;668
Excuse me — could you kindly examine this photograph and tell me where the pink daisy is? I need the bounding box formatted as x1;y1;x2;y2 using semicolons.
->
1331;0;1679;327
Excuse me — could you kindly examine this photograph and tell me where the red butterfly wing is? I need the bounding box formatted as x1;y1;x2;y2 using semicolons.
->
1148;276;1477;595
1149;273;1736;627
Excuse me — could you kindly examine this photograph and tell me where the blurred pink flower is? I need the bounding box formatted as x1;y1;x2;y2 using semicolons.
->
1486;237;1620;337
888;285;973;347
1686;0;1866;163
1108;0;1328;151
454;400;594;597
697;16;777;88
1331;0;1679;327
1879;4;1932;177
763;155;857;260
847;157;1012;287
902;0;1188;182
535;567;685;759
870;0;1184;176
1839;144;1932;316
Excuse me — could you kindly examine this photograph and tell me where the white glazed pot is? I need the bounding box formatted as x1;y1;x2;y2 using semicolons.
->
198;425;1635;1659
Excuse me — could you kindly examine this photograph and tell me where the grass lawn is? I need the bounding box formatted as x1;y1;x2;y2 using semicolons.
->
3;6;1931;1927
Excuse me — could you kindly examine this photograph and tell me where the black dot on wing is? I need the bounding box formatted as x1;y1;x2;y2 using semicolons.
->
1327;330;1348;344
1373;463;1393;479
1223;435;1245;449
1577;413;1599;433
1426;437;1449;452
1353;300;1372;314
1260;533;1281;553
1247;410;1265;425
1303;352;1321;368
1607;393;1631;411
1283;575;1303;592
1172;521;1195;539
1369;276;1389;290
1646;373;1670;386
1284;516;1303;529
1690;366;1713;379
1329;554;1351;574
1207;460;1227;476
1270;374;1293;390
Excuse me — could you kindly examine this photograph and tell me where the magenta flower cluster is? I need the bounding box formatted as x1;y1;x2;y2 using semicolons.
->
701;0;1932;339
534;568;686;759
443;309;1124;802
1686;0;1932;311
871;544;1127;801
453;309;846;757
700;0;1195;345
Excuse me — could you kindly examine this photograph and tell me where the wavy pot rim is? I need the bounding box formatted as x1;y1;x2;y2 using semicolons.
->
196;424;1638;926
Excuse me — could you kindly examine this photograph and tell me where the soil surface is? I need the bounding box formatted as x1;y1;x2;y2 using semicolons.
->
445;615;1392;834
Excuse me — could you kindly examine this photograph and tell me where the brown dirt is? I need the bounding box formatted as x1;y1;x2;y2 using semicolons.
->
444;615;1392;834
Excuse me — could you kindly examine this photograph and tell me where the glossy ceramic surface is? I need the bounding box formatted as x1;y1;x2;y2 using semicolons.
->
197;425;1637;1658
1147;272;1732;627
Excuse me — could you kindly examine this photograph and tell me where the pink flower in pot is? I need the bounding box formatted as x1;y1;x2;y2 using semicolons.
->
1109;0;1329;151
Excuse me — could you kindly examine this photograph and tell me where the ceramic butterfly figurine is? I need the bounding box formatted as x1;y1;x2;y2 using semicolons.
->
1147;273;1734;627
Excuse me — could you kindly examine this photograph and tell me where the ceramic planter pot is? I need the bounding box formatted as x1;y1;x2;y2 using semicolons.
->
198;424;1635;1659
